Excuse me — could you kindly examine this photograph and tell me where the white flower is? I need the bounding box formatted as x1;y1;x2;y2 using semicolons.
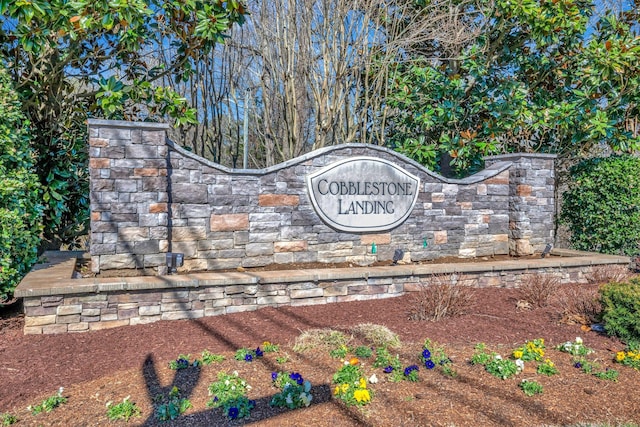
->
58;387;64;395
106;401;112;408
225;380;230;386
231;385;236;390
368;374;378;384
233;370;239;376
494;354;502;360
246;385;252;390
344;360;350;365
575;337;583;344
515;359;525;372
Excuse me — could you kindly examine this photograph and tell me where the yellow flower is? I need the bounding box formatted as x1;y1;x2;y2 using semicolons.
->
349;357;360;365
353;388;371;403
333;386;341;396
545;359;554;367
262;341;271;346
616;351;626;362
341;383;349;393
359;378;367;389
513;350;524;359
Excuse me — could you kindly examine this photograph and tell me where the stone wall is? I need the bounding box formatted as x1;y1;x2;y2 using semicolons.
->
89;119;556;273
21;256;608;335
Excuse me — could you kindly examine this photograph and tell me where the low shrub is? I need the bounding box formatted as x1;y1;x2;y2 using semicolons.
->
408;274;475;321
556;285;602;325
517;275;559;308
293;329;350;353
586;265;634;285
350;324;401;349
600;278;640;346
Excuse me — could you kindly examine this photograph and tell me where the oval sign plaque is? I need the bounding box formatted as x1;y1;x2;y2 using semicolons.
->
306;157;420;232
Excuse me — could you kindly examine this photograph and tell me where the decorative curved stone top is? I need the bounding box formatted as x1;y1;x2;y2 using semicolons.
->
165;139;514;185
87;118;553;185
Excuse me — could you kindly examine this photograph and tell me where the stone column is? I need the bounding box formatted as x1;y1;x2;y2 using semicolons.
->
484;153;557;256
88;119;170;273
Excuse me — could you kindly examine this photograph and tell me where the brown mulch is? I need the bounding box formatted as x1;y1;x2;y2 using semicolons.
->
1;284;639;426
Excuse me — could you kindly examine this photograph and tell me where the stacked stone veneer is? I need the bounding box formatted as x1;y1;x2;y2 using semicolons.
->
88;119;557;273
20;250;626;334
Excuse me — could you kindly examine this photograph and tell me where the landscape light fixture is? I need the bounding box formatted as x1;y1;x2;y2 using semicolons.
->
392;249;404;265
541;244;552;258
166;252;184;274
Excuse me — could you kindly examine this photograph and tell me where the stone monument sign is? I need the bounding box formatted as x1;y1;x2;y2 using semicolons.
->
88;119;557;273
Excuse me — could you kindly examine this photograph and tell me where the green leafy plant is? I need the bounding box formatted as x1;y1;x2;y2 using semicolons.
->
261;341;280;353
275;354;290;364
155;386;192;421
0;66;42;301
594;368;619;382
29;387;67;415
615;345;640;371
401;365;420;382
201;350;225;365
421;339;455;377
106;396;141;422
0;413;17;426
374;347;403;381
332;358;373;406
168;354;194;370
557;337;593;358
537;359;559;376
485;356;520;380
512;338;546;362
207;371;254;420
354;346;373;358
373;347;395;368
562;155;640;257
332;361;372;405
519;379;543;396
600;279;640;346
470;343;496;366
270;372;313;409
329;345;349;359
234;346;263;362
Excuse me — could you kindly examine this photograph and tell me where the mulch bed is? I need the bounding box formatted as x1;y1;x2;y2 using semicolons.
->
1;284;639;426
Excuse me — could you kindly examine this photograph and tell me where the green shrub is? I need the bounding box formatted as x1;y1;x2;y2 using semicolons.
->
600;278;640;346
0;67;43;301
561;155;640;256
